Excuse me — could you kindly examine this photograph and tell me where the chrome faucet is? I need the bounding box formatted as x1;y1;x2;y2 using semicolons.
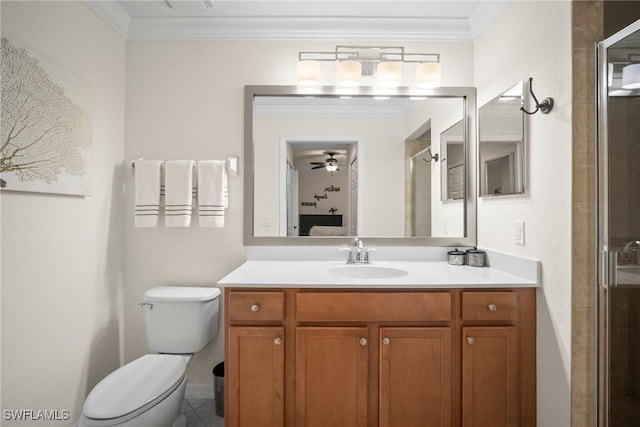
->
622;240;640;264
340;238;375;264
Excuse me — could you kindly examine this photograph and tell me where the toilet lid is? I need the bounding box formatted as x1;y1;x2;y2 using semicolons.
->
83;354;187;420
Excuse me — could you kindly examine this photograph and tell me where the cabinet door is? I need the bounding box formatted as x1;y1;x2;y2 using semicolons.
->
296;327;368;427
228;327;285;427
379;327;452;427
462;327;519;427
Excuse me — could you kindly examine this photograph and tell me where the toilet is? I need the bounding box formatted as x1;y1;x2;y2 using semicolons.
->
76;286;221;427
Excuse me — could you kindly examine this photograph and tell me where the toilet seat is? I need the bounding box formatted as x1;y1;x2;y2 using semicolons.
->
83;354;188;423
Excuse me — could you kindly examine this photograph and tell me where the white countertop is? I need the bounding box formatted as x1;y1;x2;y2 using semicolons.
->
218;259;540;288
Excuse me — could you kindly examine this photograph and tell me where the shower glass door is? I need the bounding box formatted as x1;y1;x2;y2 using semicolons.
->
598;18;640;427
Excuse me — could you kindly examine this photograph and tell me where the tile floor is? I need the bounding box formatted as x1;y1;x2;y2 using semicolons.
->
183;398;224;427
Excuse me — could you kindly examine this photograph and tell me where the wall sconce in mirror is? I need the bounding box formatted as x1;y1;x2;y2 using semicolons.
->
296;46;441;89
479;81;526;197
520;77;554;115
422;147;439;162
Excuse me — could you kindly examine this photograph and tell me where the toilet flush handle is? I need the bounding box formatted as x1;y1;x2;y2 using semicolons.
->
138;303;153;310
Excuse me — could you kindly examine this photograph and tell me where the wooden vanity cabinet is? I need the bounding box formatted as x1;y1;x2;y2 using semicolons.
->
226;291;286;427
379;327;452;427
224;287;536;427
296;327;369;427
459;290;537;427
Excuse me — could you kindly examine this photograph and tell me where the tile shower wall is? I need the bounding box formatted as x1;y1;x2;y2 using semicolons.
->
571;2;601;426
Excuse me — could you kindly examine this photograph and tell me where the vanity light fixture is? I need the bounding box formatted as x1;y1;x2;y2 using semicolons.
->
296;46;441;89
622;63;640;89
520;77;554;115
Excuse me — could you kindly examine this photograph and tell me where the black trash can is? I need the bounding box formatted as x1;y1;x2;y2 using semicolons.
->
213;362;224;417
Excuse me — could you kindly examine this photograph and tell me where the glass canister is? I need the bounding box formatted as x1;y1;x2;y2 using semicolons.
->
447;248;466;265
466;247;486;267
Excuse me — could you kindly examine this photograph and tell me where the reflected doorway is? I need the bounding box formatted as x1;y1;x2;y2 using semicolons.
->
285;141;358;237
405;121;436;237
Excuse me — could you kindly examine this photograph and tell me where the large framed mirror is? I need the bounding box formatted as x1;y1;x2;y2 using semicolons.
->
478;81;526;197
244;85;477;246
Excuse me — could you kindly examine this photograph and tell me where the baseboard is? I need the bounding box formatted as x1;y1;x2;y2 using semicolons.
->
185;383;213;399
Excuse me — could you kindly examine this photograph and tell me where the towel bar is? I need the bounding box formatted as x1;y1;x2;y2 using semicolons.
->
131;157;239;176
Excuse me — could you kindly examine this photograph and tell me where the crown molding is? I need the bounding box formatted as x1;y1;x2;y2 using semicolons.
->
84;0;130;39
127;16;472;41
83;1;503;41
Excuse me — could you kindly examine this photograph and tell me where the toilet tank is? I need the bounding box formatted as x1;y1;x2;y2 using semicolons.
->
142;286;221;353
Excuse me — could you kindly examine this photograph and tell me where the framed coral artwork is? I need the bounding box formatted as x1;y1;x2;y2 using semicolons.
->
1;38;92;196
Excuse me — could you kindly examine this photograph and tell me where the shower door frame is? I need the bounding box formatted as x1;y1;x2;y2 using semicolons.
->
596;18;640;427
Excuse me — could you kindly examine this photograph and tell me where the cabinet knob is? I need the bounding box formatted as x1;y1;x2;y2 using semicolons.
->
487;304;497;312
382;337;390;346
466;337;476;345
359;338;368;346
250;304;260;312
274;337;282;346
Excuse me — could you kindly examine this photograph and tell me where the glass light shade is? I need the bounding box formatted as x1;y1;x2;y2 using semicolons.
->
416;62;441;88
622;63;640;89
337;60;362;87
296;60;322;86
377;61;402;88
325;164;339;172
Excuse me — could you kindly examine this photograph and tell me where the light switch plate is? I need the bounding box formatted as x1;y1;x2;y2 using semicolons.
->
515;221;525;246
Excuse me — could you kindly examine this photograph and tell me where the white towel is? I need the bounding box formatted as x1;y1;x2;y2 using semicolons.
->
198;160;227;228
134;160;163;228
164;160;195;227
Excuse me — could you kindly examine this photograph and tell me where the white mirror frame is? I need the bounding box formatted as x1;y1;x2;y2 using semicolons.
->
244;85;477;246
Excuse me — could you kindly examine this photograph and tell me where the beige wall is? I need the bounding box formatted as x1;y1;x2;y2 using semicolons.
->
474;1;573;425
1;1;126;424
124;38;473;385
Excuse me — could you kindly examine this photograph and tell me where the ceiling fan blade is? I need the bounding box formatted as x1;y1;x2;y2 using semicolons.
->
309;162;324;165
311;165;324;169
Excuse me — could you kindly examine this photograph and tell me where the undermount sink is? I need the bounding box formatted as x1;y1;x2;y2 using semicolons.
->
328;265;409;279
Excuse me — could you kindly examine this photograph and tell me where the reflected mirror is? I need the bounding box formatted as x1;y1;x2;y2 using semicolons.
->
478;81;525;197
245;86;476;246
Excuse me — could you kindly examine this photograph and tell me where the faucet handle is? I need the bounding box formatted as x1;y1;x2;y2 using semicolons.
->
339;247;354;264
364;247;377;264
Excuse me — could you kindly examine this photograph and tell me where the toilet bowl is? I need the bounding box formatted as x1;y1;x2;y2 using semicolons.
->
76;286;221;427
77;354;190;427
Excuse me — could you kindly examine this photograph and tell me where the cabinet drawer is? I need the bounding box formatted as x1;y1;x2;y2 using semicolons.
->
228;291;285;322
461;291;517;321
297;292;451;322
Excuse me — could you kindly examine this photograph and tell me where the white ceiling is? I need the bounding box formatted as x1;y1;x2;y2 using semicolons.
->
85;0;506;40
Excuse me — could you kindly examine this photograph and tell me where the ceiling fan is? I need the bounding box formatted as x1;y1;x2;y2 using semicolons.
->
310;152;340;172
